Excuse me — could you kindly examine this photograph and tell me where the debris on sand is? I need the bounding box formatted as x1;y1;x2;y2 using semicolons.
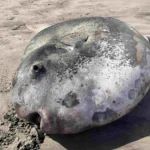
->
0;107;45;150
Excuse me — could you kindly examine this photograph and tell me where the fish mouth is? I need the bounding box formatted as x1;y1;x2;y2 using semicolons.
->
14;104;41;128
14;104;63;134
14;104;86;134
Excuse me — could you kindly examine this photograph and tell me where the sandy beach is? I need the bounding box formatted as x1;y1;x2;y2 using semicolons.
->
1;0;150;149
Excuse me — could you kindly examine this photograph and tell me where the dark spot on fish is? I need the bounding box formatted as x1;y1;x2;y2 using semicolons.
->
128;89;136;100
112;100;116;103
135;78;141;89
62;91;80;108
141;73;145;78
92;108;118;123
81;84;84;87
135;74;147;96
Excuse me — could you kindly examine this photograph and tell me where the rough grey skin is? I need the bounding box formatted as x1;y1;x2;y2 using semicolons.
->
12;17;150;134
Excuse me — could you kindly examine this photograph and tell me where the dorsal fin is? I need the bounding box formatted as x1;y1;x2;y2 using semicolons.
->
144;35;150;42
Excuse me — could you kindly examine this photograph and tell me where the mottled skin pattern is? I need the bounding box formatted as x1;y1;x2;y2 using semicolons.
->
12;17;150;134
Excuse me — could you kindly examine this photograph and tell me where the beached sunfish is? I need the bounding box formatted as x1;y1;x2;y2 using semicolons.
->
12;17;150;134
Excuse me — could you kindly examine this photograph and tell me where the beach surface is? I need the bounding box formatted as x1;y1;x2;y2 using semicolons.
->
1;0;150;149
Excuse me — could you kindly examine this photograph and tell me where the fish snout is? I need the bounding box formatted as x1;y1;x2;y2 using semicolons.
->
15;104;82;134
24;107;57;134
15;105;42;128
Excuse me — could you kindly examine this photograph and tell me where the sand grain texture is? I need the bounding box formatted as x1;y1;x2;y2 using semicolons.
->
1;0;150;149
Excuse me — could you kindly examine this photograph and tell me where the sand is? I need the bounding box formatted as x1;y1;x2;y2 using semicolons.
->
0;0;150;149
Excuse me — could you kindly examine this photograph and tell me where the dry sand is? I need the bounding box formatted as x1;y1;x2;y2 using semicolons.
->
0;0;150;149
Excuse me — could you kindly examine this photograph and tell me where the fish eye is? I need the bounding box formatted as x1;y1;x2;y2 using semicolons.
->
32;63;44;73
31;62;46;79
33;64;41;72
